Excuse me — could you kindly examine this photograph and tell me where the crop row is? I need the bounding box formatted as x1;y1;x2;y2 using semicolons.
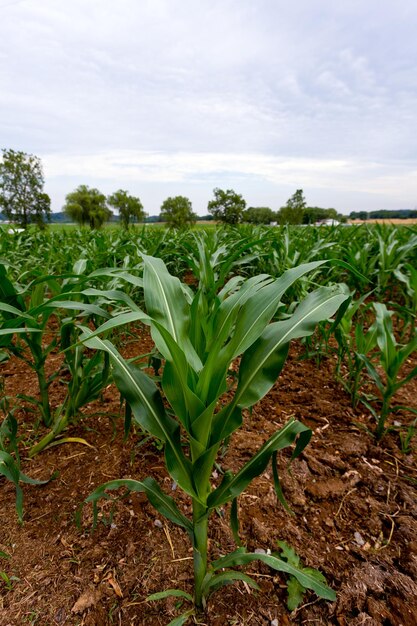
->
0;223;416;622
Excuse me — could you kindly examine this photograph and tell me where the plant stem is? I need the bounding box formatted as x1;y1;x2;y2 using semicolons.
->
35;367;51;426
28;408;69;457
192;500;209;610
376;395;391;440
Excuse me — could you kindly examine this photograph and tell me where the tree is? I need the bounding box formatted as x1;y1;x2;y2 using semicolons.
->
243;207;274;224
302;206;338;224
278;189;306;225
107;189;146;228
160;195;196;228
63;185;112;229
0;149;51;228
207;188;246;224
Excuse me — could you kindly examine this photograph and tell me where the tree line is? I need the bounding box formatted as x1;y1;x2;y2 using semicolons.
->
349;210;417;220
6;148;412;230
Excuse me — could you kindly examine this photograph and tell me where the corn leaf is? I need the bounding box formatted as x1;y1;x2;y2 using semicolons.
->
208;418;310;508
211;548;336;602
80;331;197;499
86;477;192;535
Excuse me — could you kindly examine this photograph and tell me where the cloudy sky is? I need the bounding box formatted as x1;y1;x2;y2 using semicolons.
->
1;0;416;215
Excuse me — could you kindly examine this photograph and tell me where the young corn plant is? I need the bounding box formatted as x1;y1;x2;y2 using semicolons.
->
374;226;417;298
0;261;110;426
0;261;138;453
0;379;48;521
0;264;59;426
334;293;378;408
27;319;111;456
358;303;417;440
81;254;347;621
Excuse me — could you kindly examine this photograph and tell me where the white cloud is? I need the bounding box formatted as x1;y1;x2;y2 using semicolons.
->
42;150;417;213
0;0;416;212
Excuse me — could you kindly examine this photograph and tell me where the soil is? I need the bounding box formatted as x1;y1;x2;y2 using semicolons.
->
0;328;416;626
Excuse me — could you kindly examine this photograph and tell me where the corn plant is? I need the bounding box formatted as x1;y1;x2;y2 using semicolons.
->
358;303;417;440
81;254;347;621
374;225;417;298
337;225;378;291
0;263;124;453
0;264;59;425
334;292;378;408
0;379;48;521
27;319;111;456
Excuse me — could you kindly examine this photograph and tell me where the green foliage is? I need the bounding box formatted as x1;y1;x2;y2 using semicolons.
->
160;196;196;229
0;261;118;454
0;379;49;521
0;149;51;228
302;207;344;224
399;418;417;454
374;226;417;297
350;209;417;220
207;188;246;224
275;541;329;610
0;570;20;591
278;189;306;225
243;207;275;224
107;189;146;228
334;293;377;408
82;254;346;618
358;303;417;440
63;185;112;229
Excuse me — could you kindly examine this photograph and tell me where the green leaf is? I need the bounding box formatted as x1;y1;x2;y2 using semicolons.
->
86;477;192;535
0;327;41;336
203;570;260;594
80;331;197;499
230;498;242;546
211;549;336;602
229;261;330;359
208;419;311;508
374;303;397;374
76;311;150;344
166;610;195;626
287;576;305;610
235;286;348;409
142;254;202;372
0;451;48;522
81;287;142;311
276;541;300;567
146;589;193;602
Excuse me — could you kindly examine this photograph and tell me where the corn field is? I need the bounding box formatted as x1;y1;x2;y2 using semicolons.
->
0;223;416;625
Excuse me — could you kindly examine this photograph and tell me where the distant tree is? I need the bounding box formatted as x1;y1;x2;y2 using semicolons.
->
145;215;162;223
207;188;246;224
197;214;215;222
63;185;112;229
107;189;146;228
160;195;196;228
0;149;51;228
360;209;417;220
278;189;306;225
302;206;339;224
243;207;274;224
350;211;369;221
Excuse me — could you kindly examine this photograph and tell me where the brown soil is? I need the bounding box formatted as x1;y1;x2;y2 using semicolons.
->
1;331;416;626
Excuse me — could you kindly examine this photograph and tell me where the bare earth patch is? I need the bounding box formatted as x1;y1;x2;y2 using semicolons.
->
1;336;416;625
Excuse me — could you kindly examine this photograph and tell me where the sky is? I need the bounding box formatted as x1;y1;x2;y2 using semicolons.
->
1;0;417;216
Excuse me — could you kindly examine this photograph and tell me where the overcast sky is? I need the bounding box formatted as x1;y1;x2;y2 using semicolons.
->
1;0;416;215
